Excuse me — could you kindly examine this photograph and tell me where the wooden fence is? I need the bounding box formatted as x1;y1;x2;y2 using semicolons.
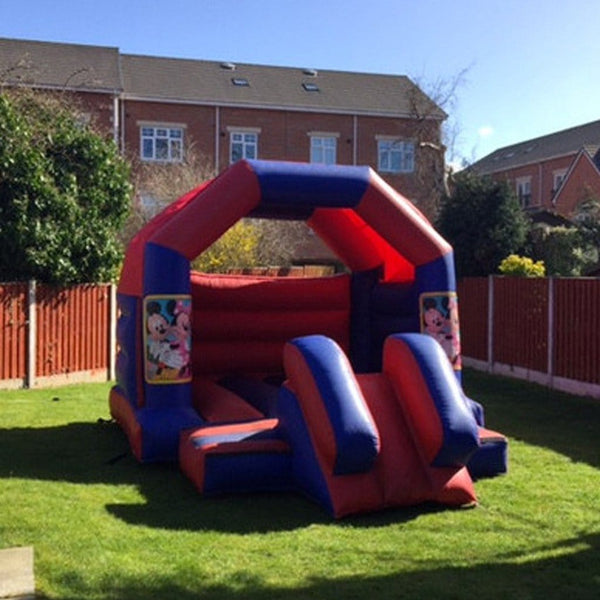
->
1;277;599;397
0;281;115;388
458;276;600;398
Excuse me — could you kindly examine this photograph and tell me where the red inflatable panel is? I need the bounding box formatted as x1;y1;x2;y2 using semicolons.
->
150;161;262;260
191;272;351;309
382;337;444;463
191;272;351;376
192;378;264;423
308;208;415;282
109;387;143;461
356;173;452;267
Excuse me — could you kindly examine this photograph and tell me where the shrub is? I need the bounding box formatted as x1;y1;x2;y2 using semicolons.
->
498;254;545;277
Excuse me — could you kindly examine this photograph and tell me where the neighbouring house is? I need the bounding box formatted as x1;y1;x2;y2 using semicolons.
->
0;36;447;264
469;119;600;219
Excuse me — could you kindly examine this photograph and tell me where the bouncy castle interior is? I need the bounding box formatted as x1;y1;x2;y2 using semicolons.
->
109;159;507;518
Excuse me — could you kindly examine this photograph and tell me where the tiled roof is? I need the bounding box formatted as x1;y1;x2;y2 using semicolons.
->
120;54;445;118
0;38;122;92
0;37;444;119
471;119;600;174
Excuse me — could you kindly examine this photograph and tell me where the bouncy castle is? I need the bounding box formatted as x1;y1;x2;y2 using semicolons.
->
109;160;507;518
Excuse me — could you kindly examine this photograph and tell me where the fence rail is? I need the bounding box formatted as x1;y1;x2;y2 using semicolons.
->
458;276;600;398
0;281;115;388
2;277;599;397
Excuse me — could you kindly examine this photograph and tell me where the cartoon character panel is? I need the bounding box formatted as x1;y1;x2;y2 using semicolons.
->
144;295;192;383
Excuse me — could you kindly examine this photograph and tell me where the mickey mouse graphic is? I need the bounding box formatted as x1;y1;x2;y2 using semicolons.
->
145;299;186;380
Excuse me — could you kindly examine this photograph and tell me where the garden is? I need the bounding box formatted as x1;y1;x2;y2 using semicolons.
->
1;370;598;599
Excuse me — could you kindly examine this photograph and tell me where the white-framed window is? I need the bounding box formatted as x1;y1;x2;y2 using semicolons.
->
553;169;567;194
516;176;532;208
229;129;259;163
140;124;184;162
309;134;337;165
377;138;415;173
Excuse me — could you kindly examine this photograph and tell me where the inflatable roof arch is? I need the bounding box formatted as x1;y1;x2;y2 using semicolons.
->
118;159;455;297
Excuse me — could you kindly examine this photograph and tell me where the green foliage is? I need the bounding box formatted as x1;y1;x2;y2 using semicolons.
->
437;172;530;277
192;219;261;272
526;224;596;276
573;196;600;270
498;254;545;277
0;91;132;284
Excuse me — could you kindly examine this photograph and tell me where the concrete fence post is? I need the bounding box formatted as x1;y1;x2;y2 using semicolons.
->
487;275;494;372
547;277;555;385
108;283;117;381
26;280;36;388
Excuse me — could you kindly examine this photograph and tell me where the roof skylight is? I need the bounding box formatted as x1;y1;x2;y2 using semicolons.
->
302;82;319;92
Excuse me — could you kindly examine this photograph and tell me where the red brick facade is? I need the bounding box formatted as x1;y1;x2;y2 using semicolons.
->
471;120;600;219
121;101;444;212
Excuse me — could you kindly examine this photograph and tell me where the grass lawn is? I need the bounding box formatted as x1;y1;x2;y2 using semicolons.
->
0;370;598;599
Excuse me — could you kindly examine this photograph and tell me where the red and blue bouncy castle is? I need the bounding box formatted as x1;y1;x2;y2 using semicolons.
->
110;160;507;518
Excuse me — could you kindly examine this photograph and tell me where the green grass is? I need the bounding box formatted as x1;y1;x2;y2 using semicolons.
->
1;372;599;599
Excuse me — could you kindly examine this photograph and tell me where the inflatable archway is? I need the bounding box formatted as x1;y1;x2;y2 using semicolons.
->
109;160;507;517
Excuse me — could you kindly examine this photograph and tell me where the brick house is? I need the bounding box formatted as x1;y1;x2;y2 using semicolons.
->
0;37;447;263
469;120;600;219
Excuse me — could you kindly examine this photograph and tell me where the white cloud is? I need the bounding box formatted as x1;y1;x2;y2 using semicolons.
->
478;125;494;138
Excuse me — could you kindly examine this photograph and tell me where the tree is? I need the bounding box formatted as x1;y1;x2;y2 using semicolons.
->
0;90;131;284
436;171;529;277
526;224;596;276
192;220;261;273
574;196;600;254
409;67;471;218
134;147;318;272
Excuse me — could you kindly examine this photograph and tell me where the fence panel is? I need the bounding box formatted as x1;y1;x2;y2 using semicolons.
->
35;284;111;378
492;277;549;372
554;278;600;384
0;282;28;381
457;278;488;361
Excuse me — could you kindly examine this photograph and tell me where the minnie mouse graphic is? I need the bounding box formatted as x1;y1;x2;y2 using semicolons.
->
421;293;462;369
145;298;189;381
169;300;192;378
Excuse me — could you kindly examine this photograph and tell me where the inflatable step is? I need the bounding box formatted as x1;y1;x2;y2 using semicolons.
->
179;419;293;495
468;427;508;479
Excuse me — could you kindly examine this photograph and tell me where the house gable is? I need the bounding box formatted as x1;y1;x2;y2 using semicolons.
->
553;149;600;216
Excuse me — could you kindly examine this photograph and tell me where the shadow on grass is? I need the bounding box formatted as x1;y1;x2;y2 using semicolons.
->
463;369;600;469
35;532;600;600
1;370;598;534
0;420;435;533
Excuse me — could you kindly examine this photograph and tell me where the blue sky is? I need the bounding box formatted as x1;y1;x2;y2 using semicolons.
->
2;0;599;166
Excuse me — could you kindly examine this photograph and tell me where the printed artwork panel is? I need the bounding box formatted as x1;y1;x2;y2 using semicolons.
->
144;295;192;384
419;291;462;370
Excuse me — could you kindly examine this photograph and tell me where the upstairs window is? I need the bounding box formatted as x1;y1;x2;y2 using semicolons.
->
516;177;532;208
230;130;258;163
310;135;337;165
140;125;183;162
553;169;567;194
377;138;414;173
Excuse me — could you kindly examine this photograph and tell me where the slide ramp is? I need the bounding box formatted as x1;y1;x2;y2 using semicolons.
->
280;334;479;517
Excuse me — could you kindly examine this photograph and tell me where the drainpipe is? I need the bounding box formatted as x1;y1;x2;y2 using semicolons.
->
353;115;358;165
120;96;126;155
215;106;221;172
112;95;119;147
